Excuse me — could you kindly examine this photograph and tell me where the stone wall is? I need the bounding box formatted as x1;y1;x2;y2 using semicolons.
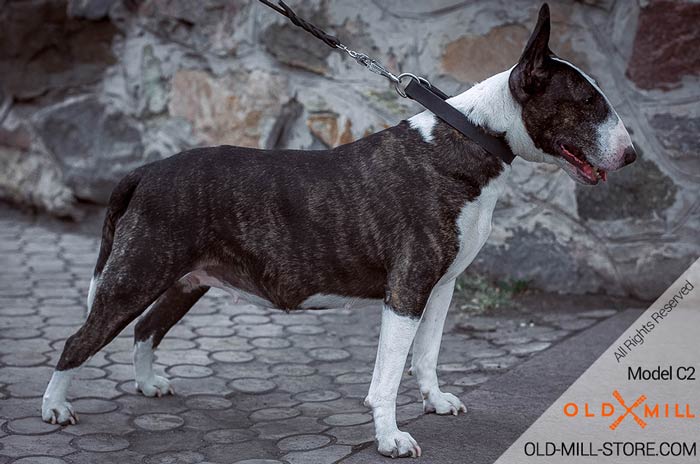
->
1;0;698;299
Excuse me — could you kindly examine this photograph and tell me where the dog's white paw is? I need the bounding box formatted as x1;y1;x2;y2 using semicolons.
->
42;398;78;425
377;430;422;458
136;375;174;397
423;390;467;416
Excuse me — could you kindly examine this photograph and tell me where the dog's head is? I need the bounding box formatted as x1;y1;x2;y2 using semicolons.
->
509;4;636;185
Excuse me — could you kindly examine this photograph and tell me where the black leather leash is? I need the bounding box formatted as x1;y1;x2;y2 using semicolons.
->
257;0;516;165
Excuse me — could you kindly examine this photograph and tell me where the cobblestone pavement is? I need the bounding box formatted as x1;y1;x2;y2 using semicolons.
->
0;206;622;463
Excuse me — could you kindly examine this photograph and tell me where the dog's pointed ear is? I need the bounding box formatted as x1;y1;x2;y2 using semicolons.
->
509;3;551;102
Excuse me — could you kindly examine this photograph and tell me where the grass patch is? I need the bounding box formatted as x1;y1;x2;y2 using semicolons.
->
453;273;530;314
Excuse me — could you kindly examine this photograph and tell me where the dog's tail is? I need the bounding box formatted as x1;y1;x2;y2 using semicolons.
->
87;169;143;316
93;168;144;277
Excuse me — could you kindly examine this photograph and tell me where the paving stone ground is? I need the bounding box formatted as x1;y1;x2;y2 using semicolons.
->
0;205;638;463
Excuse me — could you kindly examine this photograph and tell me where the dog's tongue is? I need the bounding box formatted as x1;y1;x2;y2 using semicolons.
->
560;145;605;183
580;163;597;182
583;165;606;183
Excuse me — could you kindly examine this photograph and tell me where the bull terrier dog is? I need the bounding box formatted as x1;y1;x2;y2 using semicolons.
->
42;4;635;458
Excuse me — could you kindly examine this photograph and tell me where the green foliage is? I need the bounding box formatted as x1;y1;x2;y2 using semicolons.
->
454;273;530;314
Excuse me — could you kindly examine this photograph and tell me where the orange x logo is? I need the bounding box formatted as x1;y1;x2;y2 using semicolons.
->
609;389;647;430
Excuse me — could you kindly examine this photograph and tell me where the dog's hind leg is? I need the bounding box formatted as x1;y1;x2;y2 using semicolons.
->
133;278;209;397
411;279;466;415
42;245;180;425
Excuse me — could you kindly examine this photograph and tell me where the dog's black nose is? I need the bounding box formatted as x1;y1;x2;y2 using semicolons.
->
623;146;637;166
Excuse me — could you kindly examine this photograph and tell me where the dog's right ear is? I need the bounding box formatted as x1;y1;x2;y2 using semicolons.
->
509;4;551;103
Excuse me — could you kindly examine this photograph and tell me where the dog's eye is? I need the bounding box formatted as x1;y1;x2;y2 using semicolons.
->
585;96;595;105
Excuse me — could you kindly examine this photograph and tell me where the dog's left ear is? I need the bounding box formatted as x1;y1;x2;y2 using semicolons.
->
509;3;551;103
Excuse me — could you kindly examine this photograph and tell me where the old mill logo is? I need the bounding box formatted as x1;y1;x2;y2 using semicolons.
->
563;390;696;430
609;390;647;430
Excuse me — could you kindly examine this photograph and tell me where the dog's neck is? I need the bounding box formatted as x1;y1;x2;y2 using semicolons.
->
410;68;550;164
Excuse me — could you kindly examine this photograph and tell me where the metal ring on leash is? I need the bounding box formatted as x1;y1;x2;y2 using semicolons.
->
394;73;432;98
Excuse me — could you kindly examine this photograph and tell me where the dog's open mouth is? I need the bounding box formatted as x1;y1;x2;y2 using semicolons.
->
559;144;607;184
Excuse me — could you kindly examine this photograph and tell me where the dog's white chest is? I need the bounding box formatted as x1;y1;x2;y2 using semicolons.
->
440;167;509;284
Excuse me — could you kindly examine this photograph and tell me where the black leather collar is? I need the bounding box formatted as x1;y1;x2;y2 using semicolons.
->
404;78;516;165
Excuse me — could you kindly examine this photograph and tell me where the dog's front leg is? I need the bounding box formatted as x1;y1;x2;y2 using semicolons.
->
366;304;421;458
411;279;467;415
